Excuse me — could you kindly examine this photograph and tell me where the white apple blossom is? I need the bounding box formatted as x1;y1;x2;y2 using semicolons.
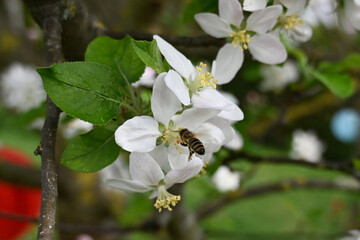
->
104;152;203;212
195;0;287;68
212;165;241;192
0;62;46;113
290;129;325;163
260;60;299;92
276;0;313;42
115;73;225;169
154;35;244;121
340;230;360;240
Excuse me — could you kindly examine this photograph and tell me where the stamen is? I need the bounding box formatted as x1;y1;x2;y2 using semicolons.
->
197;161;209;177
154;185;181;212
195;62;219;90
229;30;251;51
284;14;303;30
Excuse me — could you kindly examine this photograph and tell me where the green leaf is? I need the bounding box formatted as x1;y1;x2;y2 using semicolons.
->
131;39;168;74
182;0;218;24
319;53;360;73
311;70;354;99
60;128;119;172
85;35;145;84
38;62;123;125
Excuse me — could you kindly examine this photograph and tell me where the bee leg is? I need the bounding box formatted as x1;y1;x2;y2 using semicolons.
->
180;141;188;147
188;148;194;160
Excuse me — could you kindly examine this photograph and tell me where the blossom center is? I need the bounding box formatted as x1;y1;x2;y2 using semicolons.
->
154;184;181;212
188;62;218;95
229;30;250;51
162;128;181;143
284;14;303;30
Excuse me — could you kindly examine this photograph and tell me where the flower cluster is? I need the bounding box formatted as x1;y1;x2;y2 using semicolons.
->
104;35;244;212
104;0;360;212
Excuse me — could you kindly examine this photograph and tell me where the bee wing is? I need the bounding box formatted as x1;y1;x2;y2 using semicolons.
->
195;123;225;151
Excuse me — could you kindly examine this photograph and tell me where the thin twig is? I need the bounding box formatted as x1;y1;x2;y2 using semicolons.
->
223;152;360;180
196;178;360;220
104;30;225;47
0;160;41;187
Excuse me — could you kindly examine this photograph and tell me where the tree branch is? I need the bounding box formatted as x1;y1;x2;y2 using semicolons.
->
223;152;360;180
196;178;360;220
23;1;64;239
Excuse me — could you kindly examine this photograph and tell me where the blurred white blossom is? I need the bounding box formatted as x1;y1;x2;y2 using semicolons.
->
1;62;46;113
62;118;93;139
212;166;241;192
339;0;360;34
290;129;325;163
302;0;338;28
132;66;157;88
340;230;360;240
260;60;299;92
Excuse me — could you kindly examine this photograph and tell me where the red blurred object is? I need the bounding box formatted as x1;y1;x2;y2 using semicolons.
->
0;146;41;240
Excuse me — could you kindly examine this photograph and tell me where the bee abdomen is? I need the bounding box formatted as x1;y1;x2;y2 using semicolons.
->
189;138;205;155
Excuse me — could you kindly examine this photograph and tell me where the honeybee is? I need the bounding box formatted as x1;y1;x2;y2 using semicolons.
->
179;128;205;159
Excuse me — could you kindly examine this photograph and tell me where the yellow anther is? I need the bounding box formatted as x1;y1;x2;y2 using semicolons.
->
196;161;209;177
229;30;251;51
154;185;181;212
284;14;303;30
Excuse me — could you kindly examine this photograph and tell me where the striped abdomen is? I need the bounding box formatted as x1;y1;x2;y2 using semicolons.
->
188;137;205;155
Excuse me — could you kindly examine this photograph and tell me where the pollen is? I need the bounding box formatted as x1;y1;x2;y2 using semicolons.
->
284;14;303;30
154;185;181;212
197;161;209;177
229;30;250;51
196;62;219;90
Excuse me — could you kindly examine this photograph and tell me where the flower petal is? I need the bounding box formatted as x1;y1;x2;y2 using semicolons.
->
154;35;194;79
248;33;287;64
152;72;182;126
168;144;189;170
164;157;203;185
192;88;233;111
214;43;244;84
104;178;152;193
165;70;191;106
224;130;244;150
115;116;161;152
194;13;233;38
218;101;244;121
219;0;244;27
280;0;306;15
246;5;283;34
243;0;268;11
287;23;313;42
173;108;220;130
209;117;235;145
196;122;225;153
150;145;171;173
129;152;164;186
